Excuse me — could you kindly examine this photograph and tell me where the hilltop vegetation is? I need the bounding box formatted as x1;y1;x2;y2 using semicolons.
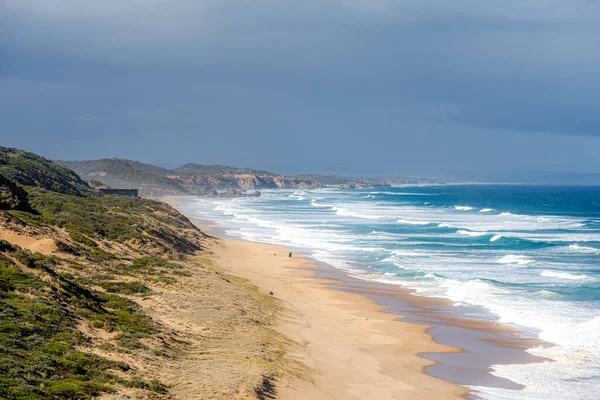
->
173;163;277;176
0;147;93;197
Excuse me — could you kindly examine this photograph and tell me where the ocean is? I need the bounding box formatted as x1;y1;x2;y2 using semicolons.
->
176;184;600;399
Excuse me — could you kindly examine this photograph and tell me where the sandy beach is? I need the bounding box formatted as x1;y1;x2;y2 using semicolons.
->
179;215;471;399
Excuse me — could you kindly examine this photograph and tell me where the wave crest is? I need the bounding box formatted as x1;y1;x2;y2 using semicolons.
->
541;270;590;280
498;254;535;265
454;205;475;211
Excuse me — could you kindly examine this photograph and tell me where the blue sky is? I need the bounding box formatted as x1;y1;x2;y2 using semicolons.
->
1;1;599;178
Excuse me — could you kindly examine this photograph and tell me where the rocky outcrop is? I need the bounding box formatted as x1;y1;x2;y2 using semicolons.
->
217;189;262;198
0;174;31;211
219;189;244;197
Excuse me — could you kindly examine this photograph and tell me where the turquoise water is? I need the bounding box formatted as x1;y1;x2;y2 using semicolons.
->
177;185;600;399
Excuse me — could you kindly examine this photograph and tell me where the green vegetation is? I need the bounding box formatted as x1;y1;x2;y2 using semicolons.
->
0;146;93;197
69;231;98;248
0;241;166;399
13;187;202;255
0;255;122;399
173;163;277;176
0;146;302;398
0;153;206;397
100;281;151;295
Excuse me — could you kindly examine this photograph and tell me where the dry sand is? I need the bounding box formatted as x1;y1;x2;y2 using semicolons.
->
193;218;469;400
0;228;57;254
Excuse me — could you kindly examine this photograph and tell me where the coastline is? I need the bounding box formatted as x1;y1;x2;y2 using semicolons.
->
197;221;470;399
159;195;554;399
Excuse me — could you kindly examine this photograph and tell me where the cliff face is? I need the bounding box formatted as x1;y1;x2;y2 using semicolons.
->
178;173;323;192
58;158;407;197
59;159;328;196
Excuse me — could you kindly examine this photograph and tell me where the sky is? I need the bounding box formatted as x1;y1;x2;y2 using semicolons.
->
1;1;599;180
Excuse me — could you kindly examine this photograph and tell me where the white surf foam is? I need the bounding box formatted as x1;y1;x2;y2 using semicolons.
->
541;270;590;280
568;244;600;254
479;208;495;213
396;218;430;225
310;199;333;207
454;205;475;211
180;191;600;400
333;206;385;220
535;290;562;298
498;254;535;265
456;229;488;237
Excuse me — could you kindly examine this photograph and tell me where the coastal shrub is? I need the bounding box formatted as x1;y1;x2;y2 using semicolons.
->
132;256;154;268
44;379;111;399
0;261;125;398
98;293;137;310
14;249;56;269
24;187;202;255
101;281;151;295
54;238;82;255
91;274;115;282
0;261;43;292
91;320;104;329
116;333;149;350
0;240;15;253
95;293;157;337
69;231;98;247
172;270;192;277
87;248;117;261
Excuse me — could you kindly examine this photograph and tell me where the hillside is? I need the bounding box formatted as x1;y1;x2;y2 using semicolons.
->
0;150;297;399
0;174;31;211
59;159;190;196
58;159;325;196
58;158;403;197
0;147;93;197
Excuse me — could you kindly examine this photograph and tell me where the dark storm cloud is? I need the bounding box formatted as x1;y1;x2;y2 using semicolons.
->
1;0;599;175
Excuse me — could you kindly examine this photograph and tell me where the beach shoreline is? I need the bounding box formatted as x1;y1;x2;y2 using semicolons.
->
160;196;548;399
201;226;470;399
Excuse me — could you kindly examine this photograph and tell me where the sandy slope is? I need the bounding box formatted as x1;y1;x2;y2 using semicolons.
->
0;229;57;253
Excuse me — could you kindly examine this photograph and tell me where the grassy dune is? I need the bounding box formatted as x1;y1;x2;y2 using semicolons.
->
0;179;297;398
